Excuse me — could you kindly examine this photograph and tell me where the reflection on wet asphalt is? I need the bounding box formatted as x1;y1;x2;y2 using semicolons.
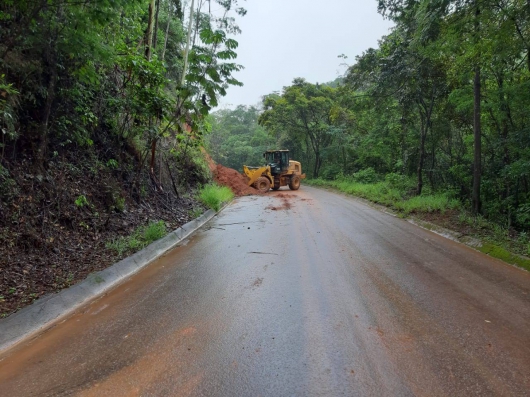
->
0;186;529;396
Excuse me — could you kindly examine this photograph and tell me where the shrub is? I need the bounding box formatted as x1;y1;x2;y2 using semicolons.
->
385;172;414;190
394;194;461;214
142;221;167;243
106;221;167;256
199;184;234;211
74;195;89;207
320;164;343;180
515;204;530;229
352;168;379;184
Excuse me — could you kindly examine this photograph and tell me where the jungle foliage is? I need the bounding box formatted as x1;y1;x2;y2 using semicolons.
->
0;0;246;315
205;105;275;170
0;0;245;188
257;0;530;231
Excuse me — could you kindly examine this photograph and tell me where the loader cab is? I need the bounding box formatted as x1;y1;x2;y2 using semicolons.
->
265;150;290;175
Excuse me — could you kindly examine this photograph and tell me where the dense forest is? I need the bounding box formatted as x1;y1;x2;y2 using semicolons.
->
209;0;530;232
0;0;245;315
1;0;244;172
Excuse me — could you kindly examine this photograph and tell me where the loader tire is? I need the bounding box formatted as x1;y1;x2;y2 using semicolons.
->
254;177;271;193
289;175;301;191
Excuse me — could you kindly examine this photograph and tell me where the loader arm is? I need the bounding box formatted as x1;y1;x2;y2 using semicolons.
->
243;165;270;186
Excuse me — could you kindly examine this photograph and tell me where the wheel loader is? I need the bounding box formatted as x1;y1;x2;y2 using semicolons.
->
243;150;306;193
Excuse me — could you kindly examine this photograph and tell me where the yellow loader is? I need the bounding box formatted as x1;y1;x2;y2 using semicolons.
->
243;150;306;193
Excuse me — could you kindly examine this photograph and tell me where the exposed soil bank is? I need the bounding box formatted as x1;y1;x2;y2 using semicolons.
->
0;151;206;317
213;164;261;197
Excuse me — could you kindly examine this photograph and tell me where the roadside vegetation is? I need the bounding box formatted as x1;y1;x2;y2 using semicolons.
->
308;171;461;215
0;0;246;316
199;184;234;211
106;221;168;257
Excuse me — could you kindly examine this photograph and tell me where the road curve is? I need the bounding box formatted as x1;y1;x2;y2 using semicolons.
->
0;186;529;396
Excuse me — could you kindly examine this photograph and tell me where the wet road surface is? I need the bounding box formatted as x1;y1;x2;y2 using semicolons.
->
0;186;529;396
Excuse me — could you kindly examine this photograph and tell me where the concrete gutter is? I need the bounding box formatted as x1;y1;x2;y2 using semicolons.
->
0;203;230;354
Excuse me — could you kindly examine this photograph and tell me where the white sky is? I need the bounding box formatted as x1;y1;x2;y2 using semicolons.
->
217;0;394;108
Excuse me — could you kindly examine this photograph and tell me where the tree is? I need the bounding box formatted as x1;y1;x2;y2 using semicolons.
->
206;105;275;170
259;79;339;178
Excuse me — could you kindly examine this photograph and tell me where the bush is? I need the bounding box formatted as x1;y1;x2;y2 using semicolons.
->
142;221;167;242
515;204;530;229
385;172;414;190
106;221;167;256
394;194;461;214
352;168;379;184
0;164;18;200
320;164;343;180
199;184;234;211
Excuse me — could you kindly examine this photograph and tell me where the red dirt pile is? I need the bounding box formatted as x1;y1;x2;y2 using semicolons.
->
213;164;261;196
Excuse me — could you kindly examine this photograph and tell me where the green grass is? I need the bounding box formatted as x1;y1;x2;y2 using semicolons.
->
199;184;234;211
478;243;530;271
106;221;167;256
306;178;460;214
394;194;461;214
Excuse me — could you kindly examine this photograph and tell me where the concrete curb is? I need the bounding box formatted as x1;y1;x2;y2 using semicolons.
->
0;203;231;354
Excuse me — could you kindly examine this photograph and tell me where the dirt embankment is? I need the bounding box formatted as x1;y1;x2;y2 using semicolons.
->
213;164;261;196
0;153;204;318
203;150;258;196
0;150;256;317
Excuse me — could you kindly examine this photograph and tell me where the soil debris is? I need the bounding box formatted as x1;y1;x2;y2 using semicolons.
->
213;164;261;197
266;194;294;211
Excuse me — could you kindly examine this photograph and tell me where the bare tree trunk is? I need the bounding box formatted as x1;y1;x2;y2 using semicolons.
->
313;152;321;178
161;1;172;61
472;2;482;214
36;56;57;168
165;156;180;198
192;0;204;46
153;0;161;50
472;66;482;214
417;116;426;196
145;0;156;59
145;0;163;192
181;0;195;86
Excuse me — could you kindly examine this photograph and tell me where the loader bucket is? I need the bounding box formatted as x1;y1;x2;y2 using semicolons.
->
243;165;270;186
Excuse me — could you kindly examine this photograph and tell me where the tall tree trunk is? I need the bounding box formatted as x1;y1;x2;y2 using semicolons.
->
313;151;321;178
161;2;172;61
36;65;57;168
181;0;195;86
498;74;512;224
153;0;161;50
145;0;156;59
146;0;163;191
472;66;482;214
416;116;426;196
472;2;482;214
429;138;436;191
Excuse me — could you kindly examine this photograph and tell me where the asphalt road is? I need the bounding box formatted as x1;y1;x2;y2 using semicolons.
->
0;186;529;397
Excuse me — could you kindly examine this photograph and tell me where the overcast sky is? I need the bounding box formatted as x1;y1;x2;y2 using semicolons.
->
216;0;394;108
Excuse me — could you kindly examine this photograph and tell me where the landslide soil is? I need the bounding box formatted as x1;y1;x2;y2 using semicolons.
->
266;193;294;210
211;163;261;197
0;148;207;318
